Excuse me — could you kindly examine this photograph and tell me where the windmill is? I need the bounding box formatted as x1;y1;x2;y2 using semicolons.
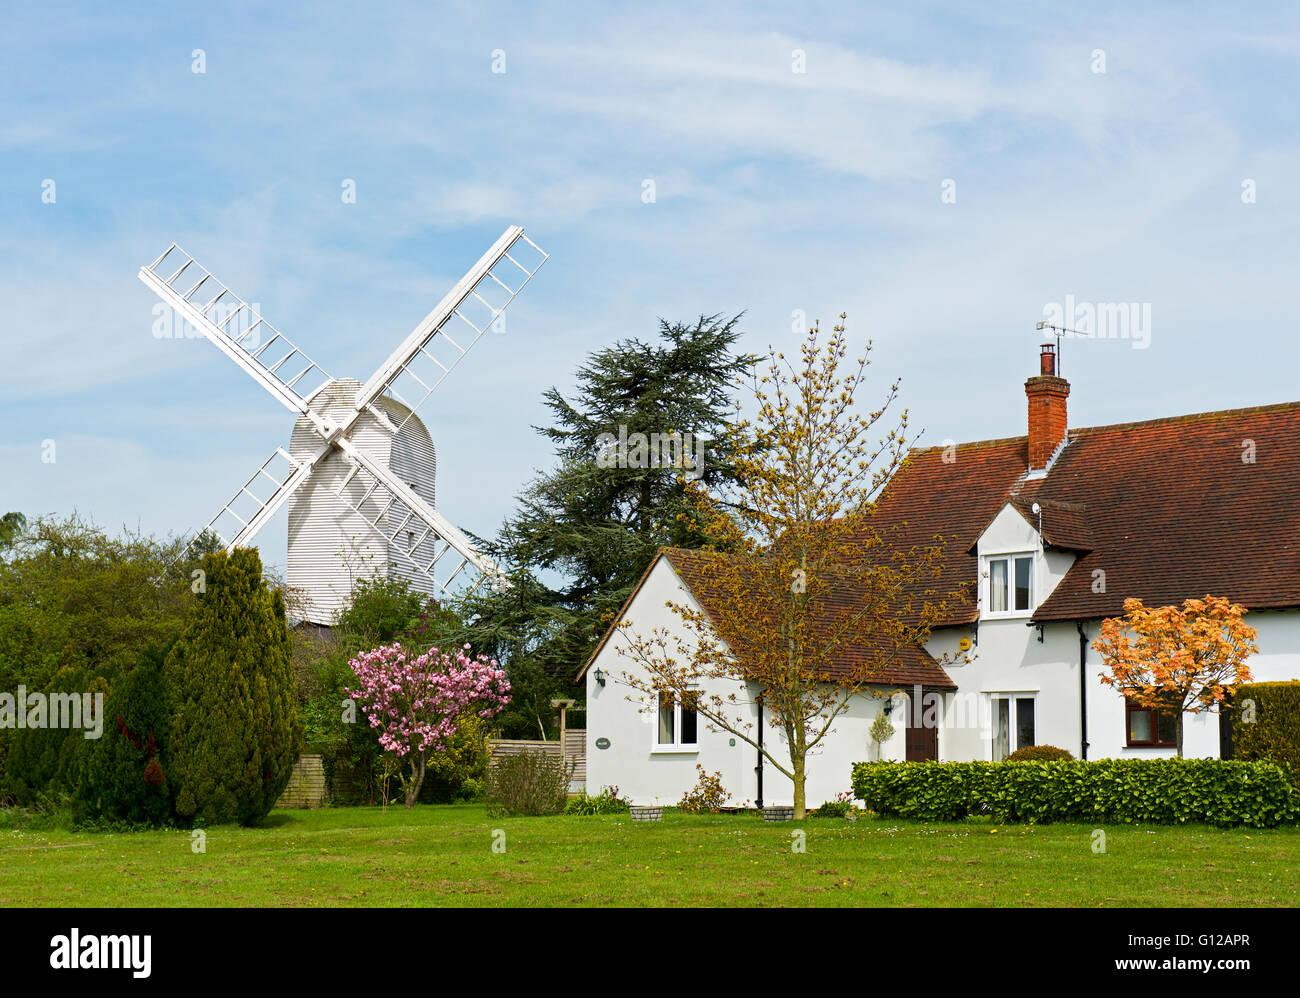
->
139;226;547;624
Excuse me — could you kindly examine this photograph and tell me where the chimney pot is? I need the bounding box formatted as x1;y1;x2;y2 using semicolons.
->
1026;344;1069;471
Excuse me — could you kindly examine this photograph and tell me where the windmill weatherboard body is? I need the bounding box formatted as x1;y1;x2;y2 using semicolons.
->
138;226;547;624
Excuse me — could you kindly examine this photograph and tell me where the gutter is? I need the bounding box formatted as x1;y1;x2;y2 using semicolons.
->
1076;620;1089;760
755;692;764;808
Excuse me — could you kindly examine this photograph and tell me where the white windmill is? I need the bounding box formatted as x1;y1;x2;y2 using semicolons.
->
138;226;547;624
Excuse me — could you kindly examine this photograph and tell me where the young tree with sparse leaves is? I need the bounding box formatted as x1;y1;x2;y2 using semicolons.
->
1093;595;1258;757
613;316;959;818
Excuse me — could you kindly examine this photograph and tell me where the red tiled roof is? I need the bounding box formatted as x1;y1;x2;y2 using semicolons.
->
872;399;1300;624
1030;401;1300;619
661;547;957;690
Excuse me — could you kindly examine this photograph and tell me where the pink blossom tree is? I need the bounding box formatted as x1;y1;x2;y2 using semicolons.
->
347;642;511;808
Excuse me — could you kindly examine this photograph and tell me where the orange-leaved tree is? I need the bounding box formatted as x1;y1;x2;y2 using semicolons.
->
1093;595;1258;757
610;316;960;818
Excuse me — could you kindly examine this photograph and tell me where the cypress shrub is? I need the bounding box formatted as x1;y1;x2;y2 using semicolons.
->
1230;681;1300;785
76;644;173;825
165;549;302;825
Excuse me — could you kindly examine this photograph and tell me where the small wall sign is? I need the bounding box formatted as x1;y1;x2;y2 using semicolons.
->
595;737;611;750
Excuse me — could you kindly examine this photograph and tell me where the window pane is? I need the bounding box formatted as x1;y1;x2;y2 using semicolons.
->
1016;697;1035;749
1014;557;1032;611
657;692;674;744
1129;708;1153;743
992;698;1010;761
681;704;698;744
1157;708;1177;745
990;560;1008;612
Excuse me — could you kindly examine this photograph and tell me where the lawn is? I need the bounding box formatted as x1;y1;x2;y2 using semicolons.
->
1;805;1296;907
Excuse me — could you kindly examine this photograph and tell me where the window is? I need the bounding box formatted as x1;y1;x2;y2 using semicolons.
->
1125;697;1177;748
991;694;1036;760
655;690;698;750
986;554;1034;615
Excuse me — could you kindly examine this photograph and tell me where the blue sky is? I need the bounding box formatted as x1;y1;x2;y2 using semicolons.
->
5;1;1300;576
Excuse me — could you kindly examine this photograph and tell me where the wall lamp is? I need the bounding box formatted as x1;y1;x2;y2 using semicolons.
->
594;668;606;687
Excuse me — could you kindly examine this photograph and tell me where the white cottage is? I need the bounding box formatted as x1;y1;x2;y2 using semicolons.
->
577;344;1300;808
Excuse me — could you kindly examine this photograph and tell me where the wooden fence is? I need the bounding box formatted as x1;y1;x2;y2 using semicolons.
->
487;730;586;789
276;753;328;808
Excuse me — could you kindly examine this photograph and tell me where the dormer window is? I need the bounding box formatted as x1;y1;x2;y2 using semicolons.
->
986;553;1034;616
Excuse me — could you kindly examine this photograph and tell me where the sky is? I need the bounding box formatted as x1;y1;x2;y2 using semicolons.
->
4;1;1300;578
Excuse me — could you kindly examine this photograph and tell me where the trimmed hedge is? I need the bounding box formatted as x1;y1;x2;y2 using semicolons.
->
851;758;1300;828
1230;682;1300;785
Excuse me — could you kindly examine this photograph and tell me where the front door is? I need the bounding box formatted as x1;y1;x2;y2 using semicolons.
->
905;691;938;761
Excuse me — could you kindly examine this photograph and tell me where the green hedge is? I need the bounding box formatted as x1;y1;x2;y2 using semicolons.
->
850;758;1300;828
1230;682;1300;785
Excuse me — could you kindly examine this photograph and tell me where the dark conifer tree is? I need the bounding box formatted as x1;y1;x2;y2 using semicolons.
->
460;314;754;735
165;548;302;824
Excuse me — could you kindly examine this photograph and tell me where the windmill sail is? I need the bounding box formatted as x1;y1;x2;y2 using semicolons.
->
353;226;548;430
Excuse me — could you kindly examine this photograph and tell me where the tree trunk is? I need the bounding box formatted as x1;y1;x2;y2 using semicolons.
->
1176;714;1184;759
793;753;806;820
404;754;428;809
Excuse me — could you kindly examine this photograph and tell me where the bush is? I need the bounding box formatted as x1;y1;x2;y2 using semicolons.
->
564;786;631;815
484;750;571;817
76;644;174;825
677;766;730;813
850;758;1300;828
814;791;857;817
165;549;303;826
1006;745;1074;761
1230;682;1300;785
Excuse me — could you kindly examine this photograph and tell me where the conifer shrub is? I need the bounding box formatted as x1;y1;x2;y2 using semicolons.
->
76;644;173;825
165;549;303;825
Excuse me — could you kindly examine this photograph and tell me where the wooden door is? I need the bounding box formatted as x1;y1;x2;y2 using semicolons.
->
905;691;938;761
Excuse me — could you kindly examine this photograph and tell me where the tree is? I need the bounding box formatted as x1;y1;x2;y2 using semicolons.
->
347;642;510;808
869;709;895;762
335;575;427;652
77;643;173;825
0;514;193;803
165;548;303;825
1093;595;1259;757
0;512;25;550
459;314;756;732
613;317;958;818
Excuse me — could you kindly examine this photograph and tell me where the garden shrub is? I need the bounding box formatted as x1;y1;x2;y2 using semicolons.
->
677;765;729;813
165;549;303;826
484;750;571;817
1230;682;1300;785
813;791;857;817
76;644;174;825
1006;745;1074;761
851;758;1300;828
564;786;631;815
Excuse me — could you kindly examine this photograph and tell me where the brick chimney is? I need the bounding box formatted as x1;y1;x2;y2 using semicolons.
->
1026;343;1069;470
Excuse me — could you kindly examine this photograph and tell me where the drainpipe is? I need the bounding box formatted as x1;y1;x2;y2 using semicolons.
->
755;692;764;808
1076;621;1089;760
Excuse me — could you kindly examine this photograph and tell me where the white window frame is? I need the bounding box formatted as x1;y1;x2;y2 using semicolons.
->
982;551;1036;618
652;689;699;753
989;692;1037;760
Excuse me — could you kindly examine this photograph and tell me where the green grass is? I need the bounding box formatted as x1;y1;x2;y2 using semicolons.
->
1;805;1297;907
